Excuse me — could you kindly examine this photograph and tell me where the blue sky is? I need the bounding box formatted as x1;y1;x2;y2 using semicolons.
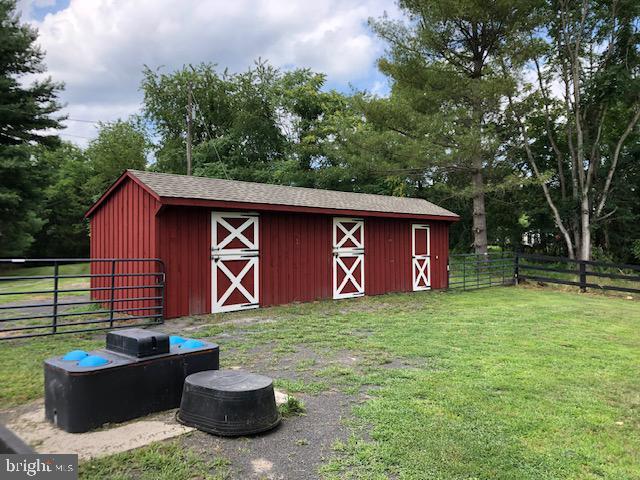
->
17;0;399;145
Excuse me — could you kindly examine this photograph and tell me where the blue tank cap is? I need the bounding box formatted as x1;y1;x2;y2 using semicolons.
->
62;350;88;361
78;355;109;368
180;339;204;349
169;336;187;345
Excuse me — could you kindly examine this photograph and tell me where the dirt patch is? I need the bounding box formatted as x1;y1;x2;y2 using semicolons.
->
184;390;353;479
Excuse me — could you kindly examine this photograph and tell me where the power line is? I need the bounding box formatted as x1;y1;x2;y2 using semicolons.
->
59;132;93;140
188;82;230;180
65;118;101;124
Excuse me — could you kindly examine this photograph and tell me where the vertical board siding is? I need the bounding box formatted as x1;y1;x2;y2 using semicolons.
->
90;186;452;319
155;211;450;317
157;206;211;319
260;212;332;307
364;218;450;295
365;217;412;295
428;221;449;289
89;179;159;314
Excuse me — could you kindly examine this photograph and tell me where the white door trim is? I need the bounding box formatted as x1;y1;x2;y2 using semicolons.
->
332;217;365;299
211;212;260;313
211;211;259;256
412;224;431;291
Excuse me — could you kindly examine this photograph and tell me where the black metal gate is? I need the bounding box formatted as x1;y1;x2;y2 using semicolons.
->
448;252;640;296
447;252;516;290
0;258;165;340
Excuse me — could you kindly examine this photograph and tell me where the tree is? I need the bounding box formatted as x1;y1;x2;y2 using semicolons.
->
367;0;536;254
141;62;285;180
505;0;640;260
141;61;350;187
0;0;63;256
85;119;149;198
29;143;93;257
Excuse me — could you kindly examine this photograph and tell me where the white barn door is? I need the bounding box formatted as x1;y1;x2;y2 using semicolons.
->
211;212;259;313
333;217;365;299
412;224;431;291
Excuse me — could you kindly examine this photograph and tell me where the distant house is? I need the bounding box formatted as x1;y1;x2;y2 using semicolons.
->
86;170;458;318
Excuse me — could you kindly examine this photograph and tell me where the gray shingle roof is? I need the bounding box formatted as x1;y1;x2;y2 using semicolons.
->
128;170;458;219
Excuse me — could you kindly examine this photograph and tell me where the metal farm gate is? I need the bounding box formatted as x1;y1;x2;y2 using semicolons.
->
448;252;640;296
0;258;164;340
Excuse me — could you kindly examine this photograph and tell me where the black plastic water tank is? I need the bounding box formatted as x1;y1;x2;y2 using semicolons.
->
44;333;219;433
106;328;169;357
177;370;280;436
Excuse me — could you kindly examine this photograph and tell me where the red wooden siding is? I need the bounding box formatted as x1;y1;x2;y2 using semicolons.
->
365;218;449;294
157;206;211;318
89;179;159;313
260;212;332;307
89;179;452;319
364;218;412;295
428;221;449;289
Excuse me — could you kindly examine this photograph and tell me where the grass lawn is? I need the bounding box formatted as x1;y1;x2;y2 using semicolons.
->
79;440;230;480
0;286;638;479
0;262;90;305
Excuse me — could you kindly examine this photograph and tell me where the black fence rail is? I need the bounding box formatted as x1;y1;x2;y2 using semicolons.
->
0;258;165;340
516;253;640;295
448;252;640;296
448;253;516;290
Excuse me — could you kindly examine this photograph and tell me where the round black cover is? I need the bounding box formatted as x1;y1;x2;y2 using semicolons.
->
177;370;281;436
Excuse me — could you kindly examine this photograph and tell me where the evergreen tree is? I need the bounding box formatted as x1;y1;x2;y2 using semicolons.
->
0;0;63;256
366;0;536;254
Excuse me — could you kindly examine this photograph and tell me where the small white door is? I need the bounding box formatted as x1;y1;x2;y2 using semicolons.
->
333;217;365;299
412;224;431;291
211;212;259;313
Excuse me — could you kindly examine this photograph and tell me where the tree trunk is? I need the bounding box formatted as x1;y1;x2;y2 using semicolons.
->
471;168;488;255
579;193;591;261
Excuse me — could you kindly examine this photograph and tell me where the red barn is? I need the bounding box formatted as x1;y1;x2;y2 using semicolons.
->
86;170;458;318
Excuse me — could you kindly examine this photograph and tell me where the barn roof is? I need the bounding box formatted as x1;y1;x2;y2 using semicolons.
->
87;170;458;220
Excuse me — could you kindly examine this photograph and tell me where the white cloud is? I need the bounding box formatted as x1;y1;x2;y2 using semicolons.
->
20;0;402;145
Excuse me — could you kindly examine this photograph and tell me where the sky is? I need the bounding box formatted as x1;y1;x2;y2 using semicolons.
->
17;0;401;146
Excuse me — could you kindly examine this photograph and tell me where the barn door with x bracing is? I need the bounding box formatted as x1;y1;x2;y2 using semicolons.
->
412;224;431;291
333;217;365;299
211;212;259;313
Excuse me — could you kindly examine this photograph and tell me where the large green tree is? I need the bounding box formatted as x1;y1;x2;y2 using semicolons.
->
364;0;536;254
30;143;92;257
85;119;149;198
141;61;349;186
0;0;63;256
505;0;640;260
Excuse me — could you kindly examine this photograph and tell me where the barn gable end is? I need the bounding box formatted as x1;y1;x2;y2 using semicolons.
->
89;177;159;261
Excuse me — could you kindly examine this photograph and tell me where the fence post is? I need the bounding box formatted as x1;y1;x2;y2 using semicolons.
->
514;253;519;285
579;260;587;292
159;262;166;323
446;257;450;289
463;257;466;291
109;260;116;328
52;261;59;334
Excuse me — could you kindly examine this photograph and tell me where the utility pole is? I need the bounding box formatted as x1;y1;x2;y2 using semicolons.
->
186;81;193;176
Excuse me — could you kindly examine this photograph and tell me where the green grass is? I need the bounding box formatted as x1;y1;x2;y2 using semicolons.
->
0;262;90;305
198;287;640;479
1;286;638;479
79;440;229;480
278;395;306;417
0;333;102;407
